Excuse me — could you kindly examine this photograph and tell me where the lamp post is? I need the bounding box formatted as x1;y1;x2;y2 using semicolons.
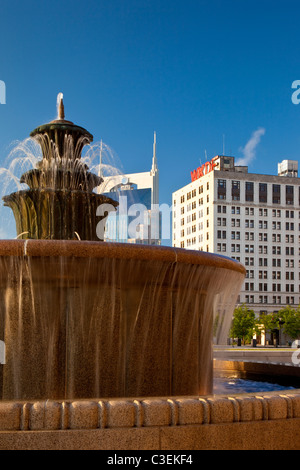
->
278;317;284;346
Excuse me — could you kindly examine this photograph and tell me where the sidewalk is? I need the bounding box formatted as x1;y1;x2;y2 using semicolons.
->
213;345;298;364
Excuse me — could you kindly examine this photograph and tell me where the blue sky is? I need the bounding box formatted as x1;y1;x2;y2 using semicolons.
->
0;0;300;240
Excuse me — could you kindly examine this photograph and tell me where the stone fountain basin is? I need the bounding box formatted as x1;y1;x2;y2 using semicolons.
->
0;240;245;401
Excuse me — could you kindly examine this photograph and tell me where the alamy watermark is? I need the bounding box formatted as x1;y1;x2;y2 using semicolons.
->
0;80;6;104
291;80;300;104
96;198;172;242
291;340;300;365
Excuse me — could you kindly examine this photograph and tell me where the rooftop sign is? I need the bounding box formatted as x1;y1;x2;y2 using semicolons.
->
191;156;218;182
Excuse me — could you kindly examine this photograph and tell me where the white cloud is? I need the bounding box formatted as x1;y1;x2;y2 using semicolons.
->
236;127;266;166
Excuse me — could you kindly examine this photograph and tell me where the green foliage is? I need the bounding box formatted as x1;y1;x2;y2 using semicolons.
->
254;312;278;336
230;304;256;345
230;304;300;345
276;306;300;340
255;307;300;342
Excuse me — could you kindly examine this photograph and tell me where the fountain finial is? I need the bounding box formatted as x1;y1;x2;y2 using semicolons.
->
57;92;65;120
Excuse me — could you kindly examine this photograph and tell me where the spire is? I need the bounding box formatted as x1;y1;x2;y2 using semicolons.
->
57;92;65;120
151;131;158;173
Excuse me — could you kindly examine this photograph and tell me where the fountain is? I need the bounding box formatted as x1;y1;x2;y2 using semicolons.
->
0;94;245;402
2;93;118;241
7;95;296;451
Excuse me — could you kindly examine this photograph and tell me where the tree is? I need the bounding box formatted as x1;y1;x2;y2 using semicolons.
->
277;306;300;341
230;304;256;345
254;312;279;339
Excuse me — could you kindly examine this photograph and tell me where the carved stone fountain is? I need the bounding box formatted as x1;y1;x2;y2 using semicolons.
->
3;94;118;240
0;95;245;403
0;97;298;451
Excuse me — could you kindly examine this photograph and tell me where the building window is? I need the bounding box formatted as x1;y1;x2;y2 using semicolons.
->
272;184;281;204
286;185;294;205
286;210;294;218
286;222;294;231
259;183;268;203
232;181;240;201
217;205;226;213
246;207;255;216
245;181;254;202
217;179;226;200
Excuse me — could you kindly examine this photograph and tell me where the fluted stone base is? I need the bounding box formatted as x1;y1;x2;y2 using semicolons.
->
0;390;300;449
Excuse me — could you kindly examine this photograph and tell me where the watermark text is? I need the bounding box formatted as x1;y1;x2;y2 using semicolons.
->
292;340;300;365
96;198;172;242
0;340;5;364
0;80;6;104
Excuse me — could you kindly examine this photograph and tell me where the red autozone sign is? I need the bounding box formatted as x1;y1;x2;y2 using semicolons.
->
191;156;218;182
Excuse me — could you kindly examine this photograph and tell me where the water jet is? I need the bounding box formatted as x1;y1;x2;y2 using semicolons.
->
2;93;118;241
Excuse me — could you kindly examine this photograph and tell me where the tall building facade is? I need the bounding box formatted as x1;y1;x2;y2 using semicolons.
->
102;133;160;244
172;156;300;316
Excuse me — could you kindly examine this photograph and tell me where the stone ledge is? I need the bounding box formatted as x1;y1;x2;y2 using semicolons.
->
1;391;300;432
214;359;300;379
0;239;246;275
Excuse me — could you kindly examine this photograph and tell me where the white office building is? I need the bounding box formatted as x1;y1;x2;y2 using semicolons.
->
102;133;160;245
172;155;300;317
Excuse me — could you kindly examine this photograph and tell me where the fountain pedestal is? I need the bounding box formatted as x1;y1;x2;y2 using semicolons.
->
0;240;245;401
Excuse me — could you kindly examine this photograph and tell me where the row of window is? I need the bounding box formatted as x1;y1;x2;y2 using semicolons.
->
247;271;296;280
177;183;210;204
217;180;297;204
216;220;298;235
230;244;295;255
243;295;297;305
244;257;295;267
230;232;295;243
217;205;298;217
179;216;300;231
177;202;299;218
245;282;296;292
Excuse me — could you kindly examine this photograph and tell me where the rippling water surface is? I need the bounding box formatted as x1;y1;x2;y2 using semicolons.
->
213;376;296;394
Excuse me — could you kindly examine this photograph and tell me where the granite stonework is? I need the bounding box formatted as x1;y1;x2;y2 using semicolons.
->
0;240;245;401
0;391;300;450
214;359;300;382
214;348;300;364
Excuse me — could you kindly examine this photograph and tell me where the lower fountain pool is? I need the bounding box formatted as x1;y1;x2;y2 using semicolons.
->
213;376;296;394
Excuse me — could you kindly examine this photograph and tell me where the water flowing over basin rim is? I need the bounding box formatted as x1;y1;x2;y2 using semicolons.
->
0;239;246;274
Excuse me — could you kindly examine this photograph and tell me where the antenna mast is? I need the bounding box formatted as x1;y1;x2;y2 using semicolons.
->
98;139;103;194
